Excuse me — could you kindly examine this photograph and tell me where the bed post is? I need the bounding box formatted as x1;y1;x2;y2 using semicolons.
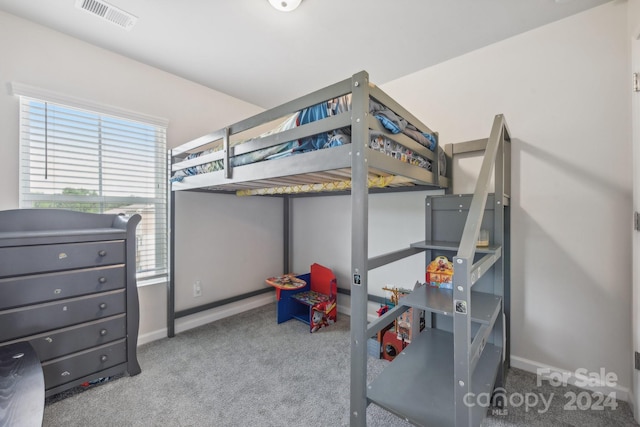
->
168;150;176;338
350;70;370;427
223;127;231;179
283;195;291;274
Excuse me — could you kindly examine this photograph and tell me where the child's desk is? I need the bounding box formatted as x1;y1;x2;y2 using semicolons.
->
265;274;307;301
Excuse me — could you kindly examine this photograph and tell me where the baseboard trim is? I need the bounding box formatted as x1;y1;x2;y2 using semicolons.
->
138;293;275;346
510;355;630;403
137;328;167;346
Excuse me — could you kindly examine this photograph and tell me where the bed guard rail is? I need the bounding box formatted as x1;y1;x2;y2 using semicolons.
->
452;113;510;427
170;71;440;185
455;113;510;263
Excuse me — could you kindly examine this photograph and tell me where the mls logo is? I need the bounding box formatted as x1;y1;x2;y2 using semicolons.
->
490;408;508;416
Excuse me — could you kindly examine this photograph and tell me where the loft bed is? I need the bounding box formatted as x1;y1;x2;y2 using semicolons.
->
168;69;448;334
168;69;450;331
168;70;511;426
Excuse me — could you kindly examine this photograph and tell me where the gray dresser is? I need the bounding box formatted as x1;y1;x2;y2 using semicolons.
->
0;209;141;397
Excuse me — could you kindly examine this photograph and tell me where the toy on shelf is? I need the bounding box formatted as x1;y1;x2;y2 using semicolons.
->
382;329;406;361
426;256;454;289
376;304;389;317
381;284;424;345
477;229;490;247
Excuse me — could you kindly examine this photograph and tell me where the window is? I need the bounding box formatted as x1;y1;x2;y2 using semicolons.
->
15;84;168;286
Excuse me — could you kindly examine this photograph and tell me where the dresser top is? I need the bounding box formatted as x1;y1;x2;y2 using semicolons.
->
0;209;139;247
0;228;127;247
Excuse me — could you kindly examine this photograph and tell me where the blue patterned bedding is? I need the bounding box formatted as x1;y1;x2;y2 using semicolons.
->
171;95;443;182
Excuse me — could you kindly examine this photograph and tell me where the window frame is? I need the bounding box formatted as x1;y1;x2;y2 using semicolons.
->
12;83;169;287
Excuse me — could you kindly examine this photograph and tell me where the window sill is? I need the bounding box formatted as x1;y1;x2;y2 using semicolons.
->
137;276;167;288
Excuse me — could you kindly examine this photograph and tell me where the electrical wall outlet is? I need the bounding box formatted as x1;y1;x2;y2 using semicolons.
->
193;280;202;297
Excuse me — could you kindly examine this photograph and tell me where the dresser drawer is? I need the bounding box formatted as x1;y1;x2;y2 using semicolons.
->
0;290;125;342
23;314;127;362
42;339;127;389
0;240;125;278
0;265;126;310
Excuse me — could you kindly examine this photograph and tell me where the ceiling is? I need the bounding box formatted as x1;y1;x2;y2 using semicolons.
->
0;0;611;109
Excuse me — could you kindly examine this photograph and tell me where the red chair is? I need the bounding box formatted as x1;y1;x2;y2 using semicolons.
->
276;263;337;332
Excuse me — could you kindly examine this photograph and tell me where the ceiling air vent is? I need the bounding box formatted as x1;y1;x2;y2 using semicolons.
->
75;0;138;31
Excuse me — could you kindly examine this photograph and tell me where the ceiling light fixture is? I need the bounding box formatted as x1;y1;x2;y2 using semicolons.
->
268;0;302;12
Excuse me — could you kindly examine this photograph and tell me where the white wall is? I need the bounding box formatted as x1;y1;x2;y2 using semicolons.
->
630;0;640;417
391;2;632;394
291;189;443;314
294;2;633;394
0;10;281;341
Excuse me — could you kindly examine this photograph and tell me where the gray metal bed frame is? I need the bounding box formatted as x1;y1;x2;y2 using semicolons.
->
168;70;511;427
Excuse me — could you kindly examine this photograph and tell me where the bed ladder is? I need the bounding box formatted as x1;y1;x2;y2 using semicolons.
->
353;114;511;427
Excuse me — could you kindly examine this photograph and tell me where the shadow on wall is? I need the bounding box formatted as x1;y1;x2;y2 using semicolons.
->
518;139;630;197
510;137;631;382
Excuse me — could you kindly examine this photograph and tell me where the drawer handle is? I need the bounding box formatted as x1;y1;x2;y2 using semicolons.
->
99;303;107;310
100;355;108;363
98;277;107;284
98;250;107;257
100;329;108;336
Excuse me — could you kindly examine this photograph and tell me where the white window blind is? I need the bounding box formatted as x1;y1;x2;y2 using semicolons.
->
16;91;168;286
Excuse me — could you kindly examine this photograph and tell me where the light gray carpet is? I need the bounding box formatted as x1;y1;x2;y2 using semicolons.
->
43;303;637;426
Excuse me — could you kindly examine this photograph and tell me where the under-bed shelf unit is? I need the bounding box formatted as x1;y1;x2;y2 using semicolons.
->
168;70;510;427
